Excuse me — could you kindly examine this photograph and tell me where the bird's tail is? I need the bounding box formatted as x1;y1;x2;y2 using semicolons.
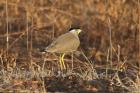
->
40;47;53;53
40;48;47;53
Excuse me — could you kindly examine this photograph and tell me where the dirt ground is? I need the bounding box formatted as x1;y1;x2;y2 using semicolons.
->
0;0;140;93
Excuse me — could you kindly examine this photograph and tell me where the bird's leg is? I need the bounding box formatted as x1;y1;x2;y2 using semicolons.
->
61;53;66;69
71;52;74;71
59;54;63;70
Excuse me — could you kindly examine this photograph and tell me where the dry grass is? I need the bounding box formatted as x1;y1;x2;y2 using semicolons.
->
0;0;140;92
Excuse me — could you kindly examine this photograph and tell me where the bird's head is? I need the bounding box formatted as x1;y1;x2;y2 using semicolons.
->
69;28;82;35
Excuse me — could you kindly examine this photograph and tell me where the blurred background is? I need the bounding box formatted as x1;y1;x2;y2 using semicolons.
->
0;0;139;92
0;0;139;65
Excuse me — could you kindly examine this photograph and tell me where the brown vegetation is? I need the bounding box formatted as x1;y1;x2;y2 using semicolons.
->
0;0;140;92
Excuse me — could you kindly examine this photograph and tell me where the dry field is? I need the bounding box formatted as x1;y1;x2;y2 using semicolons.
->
0;0;140;92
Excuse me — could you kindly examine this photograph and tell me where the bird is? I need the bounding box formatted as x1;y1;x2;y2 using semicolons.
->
44;28;82;70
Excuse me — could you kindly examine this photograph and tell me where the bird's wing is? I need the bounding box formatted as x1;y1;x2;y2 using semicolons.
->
46;32;80;53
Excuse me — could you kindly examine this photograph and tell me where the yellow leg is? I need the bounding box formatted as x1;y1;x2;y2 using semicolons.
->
61;53;66;69
59;54;63;70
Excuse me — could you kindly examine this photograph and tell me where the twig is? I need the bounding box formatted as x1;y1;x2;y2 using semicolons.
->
5;0;9;55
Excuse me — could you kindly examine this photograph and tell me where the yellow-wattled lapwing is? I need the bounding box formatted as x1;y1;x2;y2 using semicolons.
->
44;28;82;70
